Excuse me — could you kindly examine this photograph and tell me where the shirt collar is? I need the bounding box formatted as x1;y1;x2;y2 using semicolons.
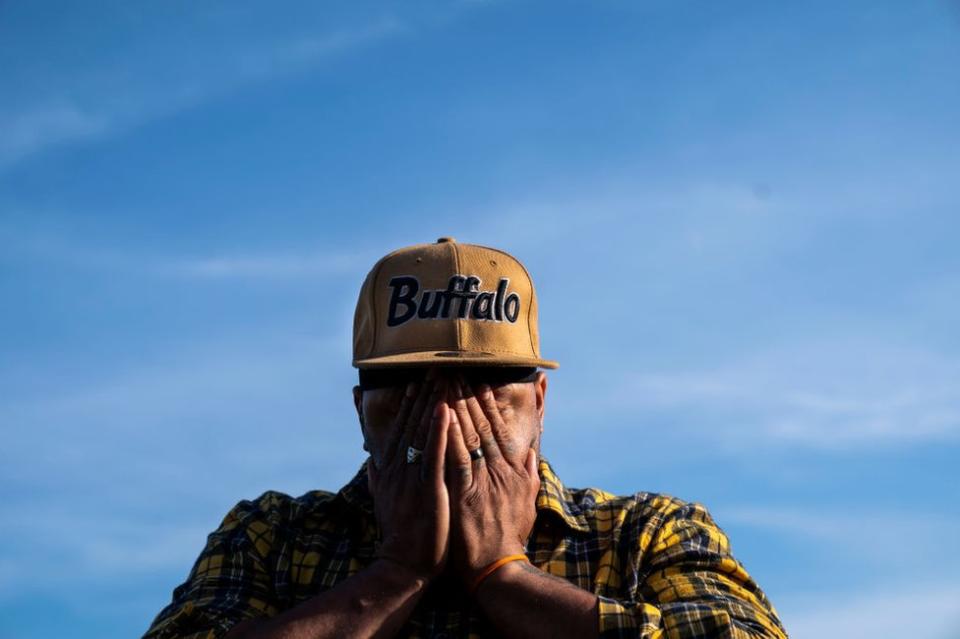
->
535;456;591;533
337;455;591;534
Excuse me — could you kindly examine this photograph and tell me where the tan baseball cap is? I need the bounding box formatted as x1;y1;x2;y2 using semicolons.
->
352;237;558;369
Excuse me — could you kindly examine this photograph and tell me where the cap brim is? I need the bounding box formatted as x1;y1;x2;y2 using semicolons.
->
354;350;559;370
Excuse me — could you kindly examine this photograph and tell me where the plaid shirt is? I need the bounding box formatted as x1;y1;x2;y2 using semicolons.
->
144;458;787;639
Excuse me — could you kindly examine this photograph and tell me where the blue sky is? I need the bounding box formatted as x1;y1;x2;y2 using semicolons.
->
1;1;959;637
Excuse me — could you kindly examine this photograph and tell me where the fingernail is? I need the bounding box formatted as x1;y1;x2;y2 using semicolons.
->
406;382;417;398
479;383;492;395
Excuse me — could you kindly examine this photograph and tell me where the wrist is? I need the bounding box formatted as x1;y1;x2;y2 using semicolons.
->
467;552;530;595
477;556;528;593
464;540;526;579
373;555;434;590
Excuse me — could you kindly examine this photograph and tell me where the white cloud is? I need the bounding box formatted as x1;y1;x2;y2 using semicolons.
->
611;340;960;450
453;156;960;290
0;104;107;167
161;251;370;279
717;505;960;569
251;17;407;73
0;17;407;171
780;585;960;639
0;508;212;599
0;332;363;498
0;334;367;598
0;221;375;280
0;341;368;614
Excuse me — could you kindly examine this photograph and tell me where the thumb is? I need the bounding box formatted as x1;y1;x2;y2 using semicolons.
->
526;448;540;496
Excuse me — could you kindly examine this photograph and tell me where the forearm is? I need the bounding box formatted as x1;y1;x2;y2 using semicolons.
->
225;558;428;639
475;560;599;639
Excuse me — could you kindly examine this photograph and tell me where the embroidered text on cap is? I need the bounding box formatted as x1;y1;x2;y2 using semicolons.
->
387;275;520;327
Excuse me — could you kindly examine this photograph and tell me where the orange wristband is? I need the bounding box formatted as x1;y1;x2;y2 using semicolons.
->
470;554;530;594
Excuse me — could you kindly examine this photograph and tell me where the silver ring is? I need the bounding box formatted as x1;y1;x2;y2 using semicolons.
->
406;446;423;464
469;447;484;461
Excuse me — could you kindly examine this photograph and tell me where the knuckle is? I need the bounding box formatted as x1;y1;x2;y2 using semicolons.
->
464;432;481;450
474;417;492;435
465;490;484;508
483;438;503;464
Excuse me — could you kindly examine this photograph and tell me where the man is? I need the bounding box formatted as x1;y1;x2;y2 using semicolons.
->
144;237;788;639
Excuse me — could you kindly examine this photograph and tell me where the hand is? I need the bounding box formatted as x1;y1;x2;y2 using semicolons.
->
367;375;450;582
444;378;541;587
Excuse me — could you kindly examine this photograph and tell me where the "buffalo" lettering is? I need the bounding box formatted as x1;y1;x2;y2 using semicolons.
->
387;275;520;327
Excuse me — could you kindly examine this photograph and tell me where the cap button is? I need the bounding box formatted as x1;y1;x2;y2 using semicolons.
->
436;237;456;243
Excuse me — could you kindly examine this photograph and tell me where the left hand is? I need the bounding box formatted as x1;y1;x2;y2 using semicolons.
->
444;378;541;587
367;375;450;582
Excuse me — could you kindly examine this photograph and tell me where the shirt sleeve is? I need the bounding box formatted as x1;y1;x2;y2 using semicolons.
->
142;495;283;639
597;501;788;639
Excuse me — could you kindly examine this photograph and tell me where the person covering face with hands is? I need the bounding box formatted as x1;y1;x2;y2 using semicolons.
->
144;238;788;639
361;369;546;594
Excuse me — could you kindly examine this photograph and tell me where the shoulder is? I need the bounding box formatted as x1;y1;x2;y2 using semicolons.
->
212;489;344;540
570;485;707;520
537;460;717;539
568;485;720;542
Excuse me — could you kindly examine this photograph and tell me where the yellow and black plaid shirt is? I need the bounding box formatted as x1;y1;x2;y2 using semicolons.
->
144;458;787;639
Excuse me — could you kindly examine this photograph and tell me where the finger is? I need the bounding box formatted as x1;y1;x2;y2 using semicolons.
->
475;383;523;466
461;381;505;464
412;381;444;453
382;381;418;463
444;402;473;491
525;448;540;501
422;401;449;489
399;377;436;457
451;378;485;462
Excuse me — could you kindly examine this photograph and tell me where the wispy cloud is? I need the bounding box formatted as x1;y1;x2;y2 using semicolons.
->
0;221;375;280
0;16;407;170
0;330;367;503
615;340;960;450
780;584;960;639
0;513;211;598
0;333;365;597
245;17;407;74
0;104;107;168
160;251;371;279
1;334;354;450
460;155;960;278
718;505;960;569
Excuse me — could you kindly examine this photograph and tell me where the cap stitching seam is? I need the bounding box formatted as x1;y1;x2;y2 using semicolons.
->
367;257;389;358
357;345;548;357
451;241;462;352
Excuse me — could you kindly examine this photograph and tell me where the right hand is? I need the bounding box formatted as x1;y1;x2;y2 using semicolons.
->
367;375;450;582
